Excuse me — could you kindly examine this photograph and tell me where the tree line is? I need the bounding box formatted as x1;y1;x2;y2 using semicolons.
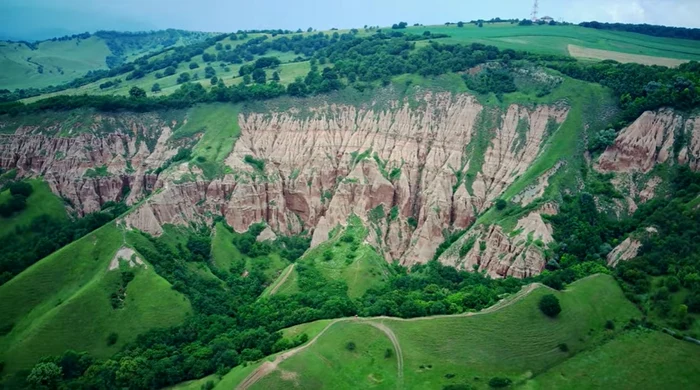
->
580;21;700;41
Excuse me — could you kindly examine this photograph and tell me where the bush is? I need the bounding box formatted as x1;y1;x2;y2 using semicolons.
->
495;199;507;210
243;155;265;171
8;181;32;197
345;341;356;351
558;343;569;352
384;348;393;358
605;319;615;330
539;294;561;317
488;377;512;388
106;332;118;346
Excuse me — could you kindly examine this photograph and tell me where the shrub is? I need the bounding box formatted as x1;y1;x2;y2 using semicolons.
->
495;199;507;210
605;320;615;330
201;381;215;390
345;341;356;351
539;294;561;317
243;155;265;171
384;348;393;358
8;181;32;197
488;377;512;388
558;343;569;352
107;332;118;346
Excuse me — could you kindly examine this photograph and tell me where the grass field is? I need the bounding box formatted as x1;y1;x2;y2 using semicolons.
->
234;274;642;389
254;321;399;389
407;23;700;61
0;223;191;374
0;179;67;237
524;329;700;389
0;37;112;91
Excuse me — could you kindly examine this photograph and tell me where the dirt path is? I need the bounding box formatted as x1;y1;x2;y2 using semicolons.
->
236;317;341;390
367;322;404;386
236;281;544;389
268;264;295;296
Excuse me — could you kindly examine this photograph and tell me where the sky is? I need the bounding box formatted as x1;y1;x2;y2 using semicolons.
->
2;0;700;40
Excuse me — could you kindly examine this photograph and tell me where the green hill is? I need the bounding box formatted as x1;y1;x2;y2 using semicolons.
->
18;23;700;104
0;178;67;237
0;223;191;375
225;274;650;389
524;329;700;389
0;30;214;91
270;216;390;299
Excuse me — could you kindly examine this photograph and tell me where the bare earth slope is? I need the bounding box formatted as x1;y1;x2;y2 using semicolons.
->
123;94;568;272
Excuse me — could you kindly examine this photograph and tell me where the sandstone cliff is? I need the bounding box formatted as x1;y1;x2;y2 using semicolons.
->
597;109;700;174
0;113;184;214
2;94;570;276
124;94;568;271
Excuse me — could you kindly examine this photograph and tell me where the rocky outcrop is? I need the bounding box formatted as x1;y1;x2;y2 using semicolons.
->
597;109;700;173
438;203;558;278
0;113;183;214
126;94;568;269
607;237;642;267
4;93;570;276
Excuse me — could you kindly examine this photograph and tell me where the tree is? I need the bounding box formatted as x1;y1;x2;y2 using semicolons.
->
189;62;199;70
151;83;161;93
164;66;177;76
26;362;63;389
457;21;464;27
128;87;146;98
495;199;507;210
252;68;266;84
242;74;251;84
177;72;191;84
210;76;218;85
488;377;512;388
272;71;280;82
478;21;484;28
539;294;562;317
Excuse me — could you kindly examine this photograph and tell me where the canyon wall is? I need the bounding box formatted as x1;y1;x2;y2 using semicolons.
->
1;94;570;275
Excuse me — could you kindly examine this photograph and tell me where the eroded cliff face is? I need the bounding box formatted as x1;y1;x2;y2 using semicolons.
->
125;93;569;270
2;94;570;276
0;113;183;214
438;202;558;278
597;109;700;174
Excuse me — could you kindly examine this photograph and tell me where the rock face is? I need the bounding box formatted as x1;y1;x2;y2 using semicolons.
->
125;93;568;270
607;237;642;267
597;109;700;173
3;94;570;277
0;113;183;214
439;203;558;278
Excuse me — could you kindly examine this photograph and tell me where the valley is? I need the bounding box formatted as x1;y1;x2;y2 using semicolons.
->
1;15;700;390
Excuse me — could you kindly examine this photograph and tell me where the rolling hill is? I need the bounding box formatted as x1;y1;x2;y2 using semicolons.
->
1;16;700;390
0;30;215;91
169;274;699;390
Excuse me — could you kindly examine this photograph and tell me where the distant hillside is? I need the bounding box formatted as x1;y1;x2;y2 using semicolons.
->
0;30;215;91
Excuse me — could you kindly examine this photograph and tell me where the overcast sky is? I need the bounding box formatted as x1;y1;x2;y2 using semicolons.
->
2;0;699;40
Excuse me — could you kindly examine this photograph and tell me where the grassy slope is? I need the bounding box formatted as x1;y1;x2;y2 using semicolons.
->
0;37;111;90
25;23;700;103
253;322;399;390
524;330;700;389
0;223;191;373
407;23;700;60
272;217;390;299
241;274;641;389
0;178;67;236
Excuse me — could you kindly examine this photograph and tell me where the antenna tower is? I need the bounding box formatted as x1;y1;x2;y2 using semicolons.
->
531;0;539;22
